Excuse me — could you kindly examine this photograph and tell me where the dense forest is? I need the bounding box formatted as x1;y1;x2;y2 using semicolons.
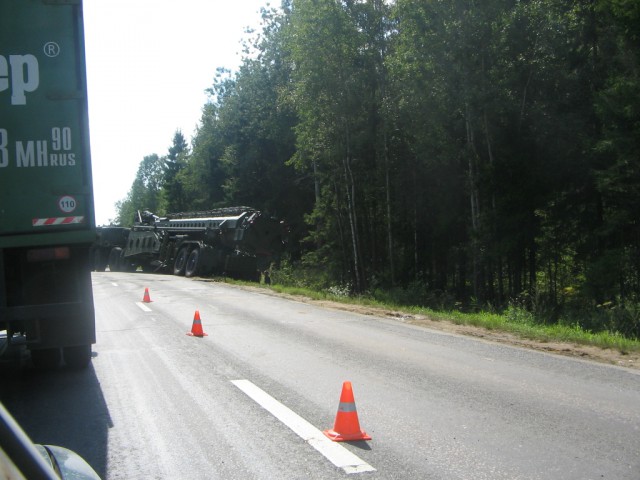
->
115;0;639;337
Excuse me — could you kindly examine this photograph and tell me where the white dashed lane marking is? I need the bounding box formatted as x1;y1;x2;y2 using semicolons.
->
231;379;376;475
135;302;152;312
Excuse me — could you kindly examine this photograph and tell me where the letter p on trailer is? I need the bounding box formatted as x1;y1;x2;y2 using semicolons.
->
0;1;96;369
0;54;40;106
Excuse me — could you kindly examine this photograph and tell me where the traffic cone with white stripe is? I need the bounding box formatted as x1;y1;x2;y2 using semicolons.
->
187;310;208;337
142;288;152;303
323;381;371;441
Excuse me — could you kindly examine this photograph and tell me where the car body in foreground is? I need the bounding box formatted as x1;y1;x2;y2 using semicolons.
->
0;402;100;479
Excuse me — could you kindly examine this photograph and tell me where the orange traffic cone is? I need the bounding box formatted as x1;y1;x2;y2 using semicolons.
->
323;381;371;442
187;310;208;337
142;288;152;303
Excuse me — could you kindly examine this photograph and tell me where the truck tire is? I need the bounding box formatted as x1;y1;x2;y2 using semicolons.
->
173;248;188;276
119;258;134;272
185;248;200;277
93;248;108;272
108;247;123;272
64;345;92;369
30;348;62;370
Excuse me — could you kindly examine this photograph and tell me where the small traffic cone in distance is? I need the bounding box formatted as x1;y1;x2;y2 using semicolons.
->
187;310;208;337
323;381;371;442
142;288;152;303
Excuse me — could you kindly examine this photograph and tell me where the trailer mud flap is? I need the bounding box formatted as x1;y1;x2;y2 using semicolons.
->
1;245;95;348
5;302;95;349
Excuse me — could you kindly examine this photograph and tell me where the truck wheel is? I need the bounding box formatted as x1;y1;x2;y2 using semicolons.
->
108;247;123;272
120;259;134;272
31;348;62;370
173;248;188;275
64;345;92;369
93;249;108;271
185;248;200;277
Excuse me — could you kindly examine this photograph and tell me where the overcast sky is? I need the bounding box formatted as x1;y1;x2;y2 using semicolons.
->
84;1;269;225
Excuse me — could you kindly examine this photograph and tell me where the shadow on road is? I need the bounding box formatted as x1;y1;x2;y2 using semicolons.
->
0;353;111;478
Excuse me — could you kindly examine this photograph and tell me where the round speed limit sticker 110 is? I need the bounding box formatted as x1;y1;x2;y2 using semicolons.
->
58;195;77;213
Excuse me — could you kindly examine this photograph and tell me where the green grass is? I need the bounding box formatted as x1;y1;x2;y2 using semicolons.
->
223;278;640;355
430;308;640;354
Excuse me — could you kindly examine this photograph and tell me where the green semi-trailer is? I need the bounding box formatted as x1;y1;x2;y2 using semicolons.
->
0;1;96;369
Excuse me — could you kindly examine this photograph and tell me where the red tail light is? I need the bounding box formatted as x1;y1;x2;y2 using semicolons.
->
27;247;71;262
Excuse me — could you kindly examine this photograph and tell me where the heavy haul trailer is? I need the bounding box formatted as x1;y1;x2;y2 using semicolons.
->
94;207;285;281
0;1;96;368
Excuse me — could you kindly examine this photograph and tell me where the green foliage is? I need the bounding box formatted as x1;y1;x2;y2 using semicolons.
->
161;130;189;213
113;0;640;340
506;303;537;326
115;153;164;225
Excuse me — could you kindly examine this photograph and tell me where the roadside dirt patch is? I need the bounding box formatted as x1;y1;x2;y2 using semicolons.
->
404;315;639;370
237;285;640;370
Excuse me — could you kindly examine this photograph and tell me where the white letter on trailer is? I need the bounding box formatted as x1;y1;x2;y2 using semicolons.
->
36;140;48;166
16;141;35;167
9;54;39;105
0;129;8;168
0;56;8;95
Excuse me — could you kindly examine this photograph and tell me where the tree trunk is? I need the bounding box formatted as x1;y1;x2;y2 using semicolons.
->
384;128;395;286
465;103;481;299
343;124;363;292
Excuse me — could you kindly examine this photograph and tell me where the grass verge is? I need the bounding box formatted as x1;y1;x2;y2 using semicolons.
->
229;280;640;356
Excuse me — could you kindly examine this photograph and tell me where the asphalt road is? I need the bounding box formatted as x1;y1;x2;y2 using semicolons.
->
2;272;639;479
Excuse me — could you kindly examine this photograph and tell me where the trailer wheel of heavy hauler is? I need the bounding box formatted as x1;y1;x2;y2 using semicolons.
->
108;247;123;272
92;247;108;272
173;248;189;276
185;248;200;277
